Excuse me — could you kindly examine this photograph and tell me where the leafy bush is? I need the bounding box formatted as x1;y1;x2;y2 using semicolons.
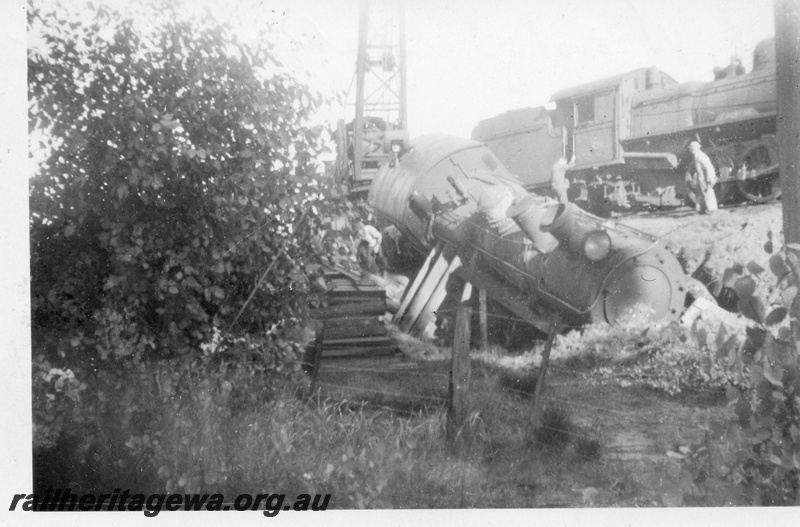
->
670;242;800;505
28;0;337;363
28;0;351;490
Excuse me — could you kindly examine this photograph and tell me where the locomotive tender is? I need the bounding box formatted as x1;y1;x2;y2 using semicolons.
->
472;37;778;212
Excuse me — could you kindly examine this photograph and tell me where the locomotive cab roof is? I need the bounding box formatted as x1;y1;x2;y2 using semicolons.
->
549;68;677;103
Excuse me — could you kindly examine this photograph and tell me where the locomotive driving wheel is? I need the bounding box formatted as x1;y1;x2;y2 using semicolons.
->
735;139;781;203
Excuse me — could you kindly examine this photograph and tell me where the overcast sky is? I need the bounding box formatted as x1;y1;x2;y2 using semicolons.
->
27;0;777;139
226;0;776;138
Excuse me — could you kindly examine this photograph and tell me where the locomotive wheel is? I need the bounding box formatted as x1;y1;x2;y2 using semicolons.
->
713;181;743;205
735;141;781;203
708;148;743;205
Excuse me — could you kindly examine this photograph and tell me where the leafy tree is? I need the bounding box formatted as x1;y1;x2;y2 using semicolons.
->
28;0;336;363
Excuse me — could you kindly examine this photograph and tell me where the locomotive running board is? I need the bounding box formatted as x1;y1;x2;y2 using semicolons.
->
622;151;679;170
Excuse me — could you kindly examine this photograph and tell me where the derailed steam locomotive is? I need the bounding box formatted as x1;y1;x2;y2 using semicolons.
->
472;37;779;213
368;134;690;334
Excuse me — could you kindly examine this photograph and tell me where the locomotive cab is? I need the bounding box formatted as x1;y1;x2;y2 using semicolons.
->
550;68;678;170
548;68;680;211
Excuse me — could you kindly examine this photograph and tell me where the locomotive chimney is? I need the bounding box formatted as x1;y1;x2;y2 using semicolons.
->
645;67;658;90
752;37;776;73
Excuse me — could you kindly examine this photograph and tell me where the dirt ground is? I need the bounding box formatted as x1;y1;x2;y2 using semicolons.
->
315;342;734;507
617;201;784;285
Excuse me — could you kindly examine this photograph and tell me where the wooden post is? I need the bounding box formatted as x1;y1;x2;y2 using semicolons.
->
309;323;326;395
774;0;800;247
447;282;473;441
527;313;560;440
504;320;518;348
478;288;488;351
394;241;442;323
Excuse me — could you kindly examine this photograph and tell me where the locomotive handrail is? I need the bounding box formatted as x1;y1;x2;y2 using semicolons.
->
629;100;776;120
624;110;776;143
630;72;777;108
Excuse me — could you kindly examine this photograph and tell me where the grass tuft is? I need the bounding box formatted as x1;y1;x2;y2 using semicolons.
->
533;404;573;452
496;368;538;396
573;436;603;461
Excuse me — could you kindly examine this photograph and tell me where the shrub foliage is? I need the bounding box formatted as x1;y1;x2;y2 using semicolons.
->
670;242;800;505
29;0;335;360
28;0;342;489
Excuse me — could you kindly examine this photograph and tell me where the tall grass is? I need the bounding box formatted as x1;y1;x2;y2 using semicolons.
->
35;353;504;508
35;327;620;508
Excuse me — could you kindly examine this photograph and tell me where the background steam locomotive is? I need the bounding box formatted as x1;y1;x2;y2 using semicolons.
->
472;37;779;214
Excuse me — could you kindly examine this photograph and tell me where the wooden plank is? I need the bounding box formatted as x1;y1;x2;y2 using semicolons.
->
321;355;415;369
325;273;356;281
328;264;369;283
311;300;387;319
394;241;443;323
327;287;385;296
325;300;386;310
326;276;383;288
400;244;458;333
320;346;397;359
308;262;397;365
320;336;393;348
328;285;385;293
323;316;384;329
326;293;386;304
323;323;387;341
409;248;467;337
322;277;359;288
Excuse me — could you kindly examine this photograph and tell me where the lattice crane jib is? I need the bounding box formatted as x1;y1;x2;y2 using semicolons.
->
344;0;409;194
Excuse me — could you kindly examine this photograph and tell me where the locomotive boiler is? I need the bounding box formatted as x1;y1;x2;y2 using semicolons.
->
368;134;689;336
472;37;779;213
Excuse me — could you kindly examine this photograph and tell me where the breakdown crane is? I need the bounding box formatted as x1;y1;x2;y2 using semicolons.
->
334;0;410;196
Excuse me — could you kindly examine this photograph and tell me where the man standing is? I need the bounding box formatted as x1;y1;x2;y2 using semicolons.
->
354;222;385;273
356;223;382;255
551;154;576;203
686;141;718;214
